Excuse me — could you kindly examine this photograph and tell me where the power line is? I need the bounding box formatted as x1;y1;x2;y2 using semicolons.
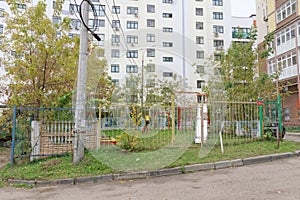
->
102;0;138;66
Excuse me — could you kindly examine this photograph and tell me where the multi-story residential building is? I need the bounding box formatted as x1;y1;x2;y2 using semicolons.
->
256;0;300;123
0;0;255;104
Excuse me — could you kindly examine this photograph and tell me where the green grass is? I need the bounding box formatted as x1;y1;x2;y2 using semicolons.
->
0;139;299;186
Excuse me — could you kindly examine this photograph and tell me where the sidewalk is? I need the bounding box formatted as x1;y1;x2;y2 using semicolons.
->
285;132;300;142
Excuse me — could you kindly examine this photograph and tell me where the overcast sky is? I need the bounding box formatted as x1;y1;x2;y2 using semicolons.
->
231;0;256;17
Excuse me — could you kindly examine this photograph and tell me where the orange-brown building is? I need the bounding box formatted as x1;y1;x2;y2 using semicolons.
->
257;0;300;124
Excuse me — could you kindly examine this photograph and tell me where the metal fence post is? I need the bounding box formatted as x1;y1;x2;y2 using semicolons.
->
258;98;264;138
10;105;17;166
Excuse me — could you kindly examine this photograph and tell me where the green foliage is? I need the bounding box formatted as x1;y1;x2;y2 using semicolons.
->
0;1;79;107
216;28;276;101
115;72;185;107
129;106;143;127
116;132;138;151
260;32;274;59
86;48;115;108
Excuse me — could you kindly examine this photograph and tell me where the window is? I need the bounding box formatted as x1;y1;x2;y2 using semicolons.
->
196;36;204;44
111;49;120;58
146;63;155;72
163;72;173;77
162;0;173;3
196;50;204;59
52;16;61;24
112;6;120;14
284;108;290;121
112;79;119;86
196;65;204;74
95;34;105;46
0;25;3;34
276;0;296;23
56;31;61;38
163;42;173;47
147;34;155;42
147;19;155;27
197;80;205;89
127;50;138;58
232;27;251;39
127;35;138;44
213;0;223;6
163;27;173;32
94;5;105;16
213;40;224;47
0;9;5;17
127;6;138;15
196;8;203;16
147;4;155;13
163;13;173;18
69;4;79;14
213;12;223;20
111;64;120;73
126;78;137;88
70;19;81;29
112;20;120;28
214;53;222;61
146;79;156;87
196;22;204;30
213;25;224;33
112;34;120;45
147;48;155;57
126;65;138;73
68;33;80;39
276;25;296;47
163;57;173;62
127;21;138;29
89;19;105;28
16;3;26;9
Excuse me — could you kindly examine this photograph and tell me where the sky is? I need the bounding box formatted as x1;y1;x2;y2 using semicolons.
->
231;0;256;17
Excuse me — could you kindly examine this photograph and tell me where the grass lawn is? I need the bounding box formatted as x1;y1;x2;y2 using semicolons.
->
0;139;299;185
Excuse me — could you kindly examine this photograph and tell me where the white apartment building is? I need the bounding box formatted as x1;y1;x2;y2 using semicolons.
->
0;0;255;103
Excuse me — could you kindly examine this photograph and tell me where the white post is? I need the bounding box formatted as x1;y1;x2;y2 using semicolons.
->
195;103;201;144
219;131;224;154
30;121;40;161
203;103;208;142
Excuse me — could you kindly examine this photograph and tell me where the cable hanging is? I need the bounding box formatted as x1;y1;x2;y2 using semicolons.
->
78;0;101;41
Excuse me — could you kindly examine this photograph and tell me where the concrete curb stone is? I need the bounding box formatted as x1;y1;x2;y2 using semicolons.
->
184;162;215;172
231;159;243;167
155;167;183;177
215;160;232;169
6;151;300;186
243;155;272;165
113;171;150;180
278;152;297;159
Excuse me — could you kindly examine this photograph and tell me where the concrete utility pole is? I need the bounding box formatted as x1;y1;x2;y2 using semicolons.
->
73;0;89;163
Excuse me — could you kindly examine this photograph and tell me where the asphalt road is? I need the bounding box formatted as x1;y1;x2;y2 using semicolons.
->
1;156;300;200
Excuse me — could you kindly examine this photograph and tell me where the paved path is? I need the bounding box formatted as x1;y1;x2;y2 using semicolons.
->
1;157;300;200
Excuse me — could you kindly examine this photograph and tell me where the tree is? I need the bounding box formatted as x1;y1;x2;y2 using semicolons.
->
217;28;277;101
0;1;79;108
86;48;115;109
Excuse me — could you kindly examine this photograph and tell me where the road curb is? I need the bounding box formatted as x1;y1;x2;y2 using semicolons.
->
6;151;300;187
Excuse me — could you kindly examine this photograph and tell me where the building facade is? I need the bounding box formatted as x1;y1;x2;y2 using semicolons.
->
0;0;255;103
257;0;300;123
